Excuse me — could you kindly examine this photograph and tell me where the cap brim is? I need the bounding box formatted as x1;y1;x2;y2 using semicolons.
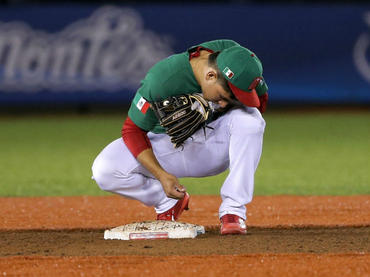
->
228;81;260;107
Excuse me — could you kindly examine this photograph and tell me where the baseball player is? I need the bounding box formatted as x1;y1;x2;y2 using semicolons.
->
92;39;268;235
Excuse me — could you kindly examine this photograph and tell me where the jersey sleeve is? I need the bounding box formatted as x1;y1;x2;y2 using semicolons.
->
122;116;152;158
127;81;159;131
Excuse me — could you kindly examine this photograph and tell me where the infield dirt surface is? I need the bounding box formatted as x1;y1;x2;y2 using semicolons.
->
0;195;369;276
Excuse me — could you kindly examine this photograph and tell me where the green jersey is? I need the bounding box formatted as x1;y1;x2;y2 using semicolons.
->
128;39;240;133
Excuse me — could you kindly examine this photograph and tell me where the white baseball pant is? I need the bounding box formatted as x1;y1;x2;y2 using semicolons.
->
92;107;265;220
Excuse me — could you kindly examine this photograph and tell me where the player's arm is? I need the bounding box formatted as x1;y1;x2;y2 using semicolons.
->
122;117;186;199
136;148;186;199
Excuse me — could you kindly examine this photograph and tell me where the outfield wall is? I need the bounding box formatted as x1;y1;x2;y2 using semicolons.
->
0;4;369;107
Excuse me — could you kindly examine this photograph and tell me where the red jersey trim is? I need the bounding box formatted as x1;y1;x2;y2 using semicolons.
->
122;116;152;158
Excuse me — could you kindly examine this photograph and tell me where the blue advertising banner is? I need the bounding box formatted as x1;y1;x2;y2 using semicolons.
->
0;4;369;106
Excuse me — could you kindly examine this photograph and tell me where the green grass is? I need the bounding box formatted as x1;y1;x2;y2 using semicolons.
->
0;111;369;196
0;114;123;196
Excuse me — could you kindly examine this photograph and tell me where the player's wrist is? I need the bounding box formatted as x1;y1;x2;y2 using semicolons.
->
158;171;175;183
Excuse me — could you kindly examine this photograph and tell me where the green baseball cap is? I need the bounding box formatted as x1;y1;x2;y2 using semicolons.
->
217;45;268;107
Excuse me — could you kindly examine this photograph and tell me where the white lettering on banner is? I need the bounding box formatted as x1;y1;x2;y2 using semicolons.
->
0;6;174;93
353;11;370;84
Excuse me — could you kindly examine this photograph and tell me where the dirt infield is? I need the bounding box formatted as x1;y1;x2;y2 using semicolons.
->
1;226;369;256
0;195;369;276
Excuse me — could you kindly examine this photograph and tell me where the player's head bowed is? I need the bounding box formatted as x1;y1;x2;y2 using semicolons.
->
208;46;268;109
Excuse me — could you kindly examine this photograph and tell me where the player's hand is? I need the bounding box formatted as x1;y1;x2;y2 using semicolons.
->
159;172;186;199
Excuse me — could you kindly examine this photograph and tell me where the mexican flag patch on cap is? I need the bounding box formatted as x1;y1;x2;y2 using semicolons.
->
223;67;234;79
133;93;150;114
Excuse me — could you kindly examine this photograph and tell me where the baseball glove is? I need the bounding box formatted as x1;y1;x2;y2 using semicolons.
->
152;93;211;148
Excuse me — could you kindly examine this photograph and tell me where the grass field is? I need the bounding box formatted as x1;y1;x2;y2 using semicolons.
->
0;110;369;196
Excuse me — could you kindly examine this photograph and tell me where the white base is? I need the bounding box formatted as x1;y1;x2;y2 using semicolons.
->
104;220;205;240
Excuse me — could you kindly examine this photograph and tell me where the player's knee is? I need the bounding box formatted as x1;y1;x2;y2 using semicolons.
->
229;108;266;134
91;158;116;192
